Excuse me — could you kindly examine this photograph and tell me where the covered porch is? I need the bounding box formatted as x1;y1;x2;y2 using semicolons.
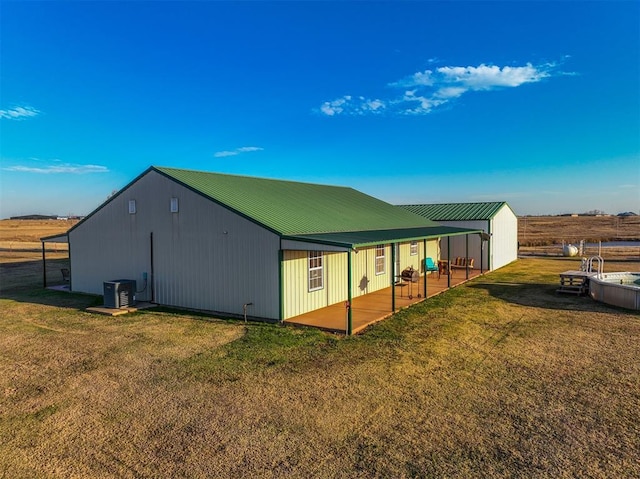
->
285;266;482;335
281;225;485;334
41;233;70;290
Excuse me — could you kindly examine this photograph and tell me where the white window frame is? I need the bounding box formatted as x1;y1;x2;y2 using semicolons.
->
375;245;386;275
410;241;418;256
308;251;324;292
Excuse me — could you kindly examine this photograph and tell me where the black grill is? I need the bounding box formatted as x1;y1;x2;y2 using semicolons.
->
401;267;419;283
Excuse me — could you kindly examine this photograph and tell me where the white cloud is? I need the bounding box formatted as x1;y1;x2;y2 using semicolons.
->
318;60;564;116
3;162;109;174
318;95;386;116
389;70;434;88
237;146;263;153
433;86;466;100
214;146;264;158
213;151;238;158
363;99;385;112
0;106;40;120
319;96;351;116
397;90;445;115
436;63;549;90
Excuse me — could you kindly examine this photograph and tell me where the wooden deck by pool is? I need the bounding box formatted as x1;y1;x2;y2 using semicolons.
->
285;268;482;334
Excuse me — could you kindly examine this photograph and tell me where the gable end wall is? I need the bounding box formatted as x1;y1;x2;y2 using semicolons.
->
69;170;281;319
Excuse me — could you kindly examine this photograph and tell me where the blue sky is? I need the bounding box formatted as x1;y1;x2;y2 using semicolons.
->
1;1;638;218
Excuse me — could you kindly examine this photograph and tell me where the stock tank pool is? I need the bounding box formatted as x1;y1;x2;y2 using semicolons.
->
589;272;640;310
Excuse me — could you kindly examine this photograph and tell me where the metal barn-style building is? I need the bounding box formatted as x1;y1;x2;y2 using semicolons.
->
63;167;483;334
398;202;518;272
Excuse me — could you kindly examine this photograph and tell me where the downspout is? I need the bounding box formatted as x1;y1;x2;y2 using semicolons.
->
447;236;451;288
150;232;155;303
480;233;484;274
42;241;47;288
390;243;396;312
423;238;427;298
347;250;352;335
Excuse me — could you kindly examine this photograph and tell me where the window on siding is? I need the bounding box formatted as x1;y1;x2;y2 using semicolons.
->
410;241;418;256
375;245;385;275
170;197;179;213
128;200;136;214
308;251;324;291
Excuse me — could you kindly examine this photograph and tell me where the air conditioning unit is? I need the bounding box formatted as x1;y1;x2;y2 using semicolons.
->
103;279;136;309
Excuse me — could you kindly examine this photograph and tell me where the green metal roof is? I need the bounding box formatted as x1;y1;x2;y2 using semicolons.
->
155;166;442;235
69;166;483;249
398;202;512;221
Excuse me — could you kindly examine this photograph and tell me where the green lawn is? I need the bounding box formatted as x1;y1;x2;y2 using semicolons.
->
1;255;639;478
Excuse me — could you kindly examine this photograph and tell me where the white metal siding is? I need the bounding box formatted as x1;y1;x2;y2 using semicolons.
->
436;207;517;271
69;170;281;319
489;205;518;270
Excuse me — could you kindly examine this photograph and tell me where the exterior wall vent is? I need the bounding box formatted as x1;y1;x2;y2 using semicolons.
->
128;200;136;214
170;197;179;213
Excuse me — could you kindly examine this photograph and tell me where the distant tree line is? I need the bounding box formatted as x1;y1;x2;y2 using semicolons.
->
9;214;58;220
9;214;85;220
520;211;637;218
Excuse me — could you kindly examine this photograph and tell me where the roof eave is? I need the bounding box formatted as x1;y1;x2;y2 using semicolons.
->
41;233;69;243
284;226;483;250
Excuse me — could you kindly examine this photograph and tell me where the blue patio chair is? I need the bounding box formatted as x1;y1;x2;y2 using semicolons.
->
424;257;439;276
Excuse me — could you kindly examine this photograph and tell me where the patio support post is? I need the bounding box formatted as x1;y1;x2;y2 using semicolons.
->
465;234;470;279
423;238;427;298
278;249;284;322
487;221;492;272
480;232;485;274
391;243;396;312
347;250;353;335
42;241;47;288
447;236;451;288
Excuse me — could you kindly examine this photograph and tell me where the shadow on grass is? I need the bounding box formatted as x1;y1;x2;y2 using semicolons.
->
1;258;101;310
0;286;102;310
467;281;612;312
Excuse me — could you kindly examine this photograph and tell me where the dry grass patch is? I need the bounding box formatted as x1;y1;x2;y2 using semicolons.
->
518;215;640;260
0;220;75;252
1;304;245;478
0;219;77;242
519;215;639;245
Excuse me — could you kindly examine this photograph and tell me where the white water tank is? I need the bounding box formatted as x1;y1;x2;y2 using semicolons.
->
563;244;578;257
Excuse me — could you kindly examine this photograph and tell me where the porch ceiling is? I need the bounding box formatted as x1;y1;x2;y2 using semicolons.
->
41;233;69;243
283;225;482;250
